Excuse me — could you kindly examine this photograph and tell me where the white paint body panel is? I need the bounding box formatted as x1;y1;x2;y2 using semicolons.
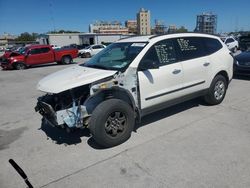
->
37;65;116;93
138;63;183;109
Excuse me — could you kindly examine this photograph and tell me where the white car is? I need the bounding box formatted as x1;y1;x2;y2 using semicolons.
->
223;37;239;52
50;44;61;50
35;33;234;147
78;44;106;58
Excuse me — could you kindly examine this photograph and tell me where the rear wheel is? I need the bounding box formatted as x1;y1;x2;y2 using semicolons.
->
89;99;135;148
61;56;72;64
204;75;227;105
14;62;26;70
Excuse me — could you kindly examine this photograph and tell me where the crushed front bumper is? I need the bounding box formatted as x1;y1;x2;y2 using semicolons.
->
35;101;58;127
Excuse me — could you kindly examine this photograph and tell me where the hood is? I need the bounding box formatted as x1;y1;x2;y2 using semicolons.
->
37;65;117;93
235;51;250;62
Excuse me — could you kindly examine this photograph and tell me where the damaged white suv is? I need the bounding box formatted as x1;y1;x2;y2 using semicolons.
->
35;33;234;147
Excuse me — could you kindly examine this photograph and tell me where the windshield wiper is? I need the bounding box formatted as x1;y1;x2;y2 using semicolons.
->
85;64;110;70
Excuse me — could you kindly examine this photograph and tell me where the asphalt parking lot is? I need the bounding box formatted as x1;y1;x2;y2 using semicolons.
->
0;57;250;188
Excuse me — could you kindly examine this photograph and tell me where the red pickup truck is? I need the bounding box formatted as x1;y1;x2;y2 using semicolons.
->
0;45;78;70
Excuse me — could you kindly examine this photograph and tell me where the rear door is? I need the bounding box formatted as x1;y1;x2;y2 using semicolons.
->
138;39;183;110
174;37;211;95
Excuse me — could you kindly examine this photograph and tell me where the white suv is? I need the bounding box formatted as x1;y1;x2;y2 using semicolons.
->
35;33;234;147
78;44;106;58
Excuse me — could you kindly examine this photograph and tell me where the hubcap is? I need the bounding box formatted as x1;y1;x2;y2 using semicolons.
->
214;80;225;100
105;111;126;137
64;57;70;64
16;64;25;70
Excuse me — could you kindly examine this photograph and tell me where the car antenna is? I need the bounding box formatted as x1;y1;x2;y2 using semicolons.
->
9;159;34;188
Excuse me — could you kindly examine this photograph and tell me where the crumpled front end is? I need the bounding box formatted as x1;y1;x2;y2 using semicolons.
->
35;85;90;129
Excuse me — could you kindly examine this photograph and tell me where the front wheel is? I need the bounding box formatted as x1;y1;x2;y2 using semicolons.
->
14;62;26;70
89;99;135;148
204;75;227;105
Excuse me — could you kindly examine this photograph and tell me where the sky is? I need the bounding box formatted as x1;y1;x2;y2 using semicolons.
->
0;0;250;35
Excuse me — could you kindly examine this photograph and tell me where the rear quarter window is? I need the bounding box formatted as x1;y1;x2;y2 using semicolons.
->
203;38;223;55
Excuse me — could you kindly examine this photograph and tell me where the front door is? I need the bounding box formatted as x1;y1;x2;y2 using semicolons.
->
138;39;183;110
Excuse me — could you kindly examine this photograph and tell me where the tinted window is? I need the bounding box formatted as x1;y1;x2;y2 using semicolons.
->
175;37;206;60
225;38;234;43
203;38;222;55
140;39;177;67
92;45;103;49
40;47;50;53
29;48;42;55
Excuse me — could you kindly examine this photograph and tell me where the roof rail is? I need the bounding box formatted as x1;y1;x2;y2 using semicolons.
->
118;35;140;41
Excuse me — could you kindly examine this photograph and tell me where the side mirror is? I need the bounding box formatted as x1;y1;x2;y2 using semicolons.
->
139;59;160;71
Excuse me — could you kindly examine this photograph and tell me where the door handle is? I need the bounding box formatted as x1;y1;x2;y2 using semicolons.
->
172;69;181;74
203;62;210;67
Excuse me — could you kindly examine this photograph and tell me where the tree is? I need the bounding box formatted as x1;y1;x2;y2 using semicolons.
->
15;32;36;41
175;26;188;33
48;30;80;34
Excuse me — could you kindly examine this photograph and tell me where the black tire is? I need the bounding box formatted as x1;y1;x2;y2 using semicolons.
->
56;61;63;65
14;62;26;70
85;52;91;58
204;75;228;105
61;56;72;64
89;99;135;148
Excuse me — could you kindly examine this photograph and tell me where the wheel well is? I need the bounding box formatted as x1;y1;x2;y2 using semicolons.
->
215;71;229;86
84;88;136;115
13;61;26;67
62;55;72;60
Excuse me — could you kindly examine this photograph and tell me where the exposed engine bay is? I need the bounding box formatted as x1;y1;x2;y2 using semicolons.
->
35;68;139;130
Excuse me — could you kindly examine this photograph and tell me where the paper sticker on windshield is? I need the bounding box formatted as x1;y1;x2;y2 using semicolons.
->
131;43;147;47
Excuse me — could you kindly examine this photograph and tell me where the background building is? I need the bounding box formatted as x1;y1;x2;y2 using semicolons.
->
45;33;132;46
89;21;129;34
168;25;177;33
154;20;167;34
137;8;151;35
195;12;217;34
125;20;137;34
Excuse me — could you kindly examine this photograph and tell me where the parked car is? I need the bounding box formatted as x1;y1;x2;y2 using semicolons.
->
239;35;250;52
35;33;233;147
78;44;106;58
234;51;250;76
50;44;61;50
222;36;239;52
0;44;78;70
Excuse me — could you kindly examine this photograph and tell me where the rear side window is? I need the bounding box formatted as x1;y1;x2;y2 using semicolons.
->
203;38;223;55
175;37;206;61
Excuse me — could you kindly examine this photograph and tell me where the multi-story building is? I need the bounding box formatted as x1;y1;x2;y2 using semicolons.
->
154;20;167;34
195;12;217;34
125;20;137;34
137;8;151;35
168;25;177;33
89;21;129;34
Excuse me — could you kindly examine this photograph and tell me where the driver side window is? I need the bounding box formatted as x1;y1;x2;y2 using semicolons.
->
139;39;177;69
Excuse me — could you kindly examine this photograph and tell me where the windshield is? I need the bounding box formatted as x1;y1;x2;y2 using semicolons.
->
19;47;28;55
82;42;147;71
